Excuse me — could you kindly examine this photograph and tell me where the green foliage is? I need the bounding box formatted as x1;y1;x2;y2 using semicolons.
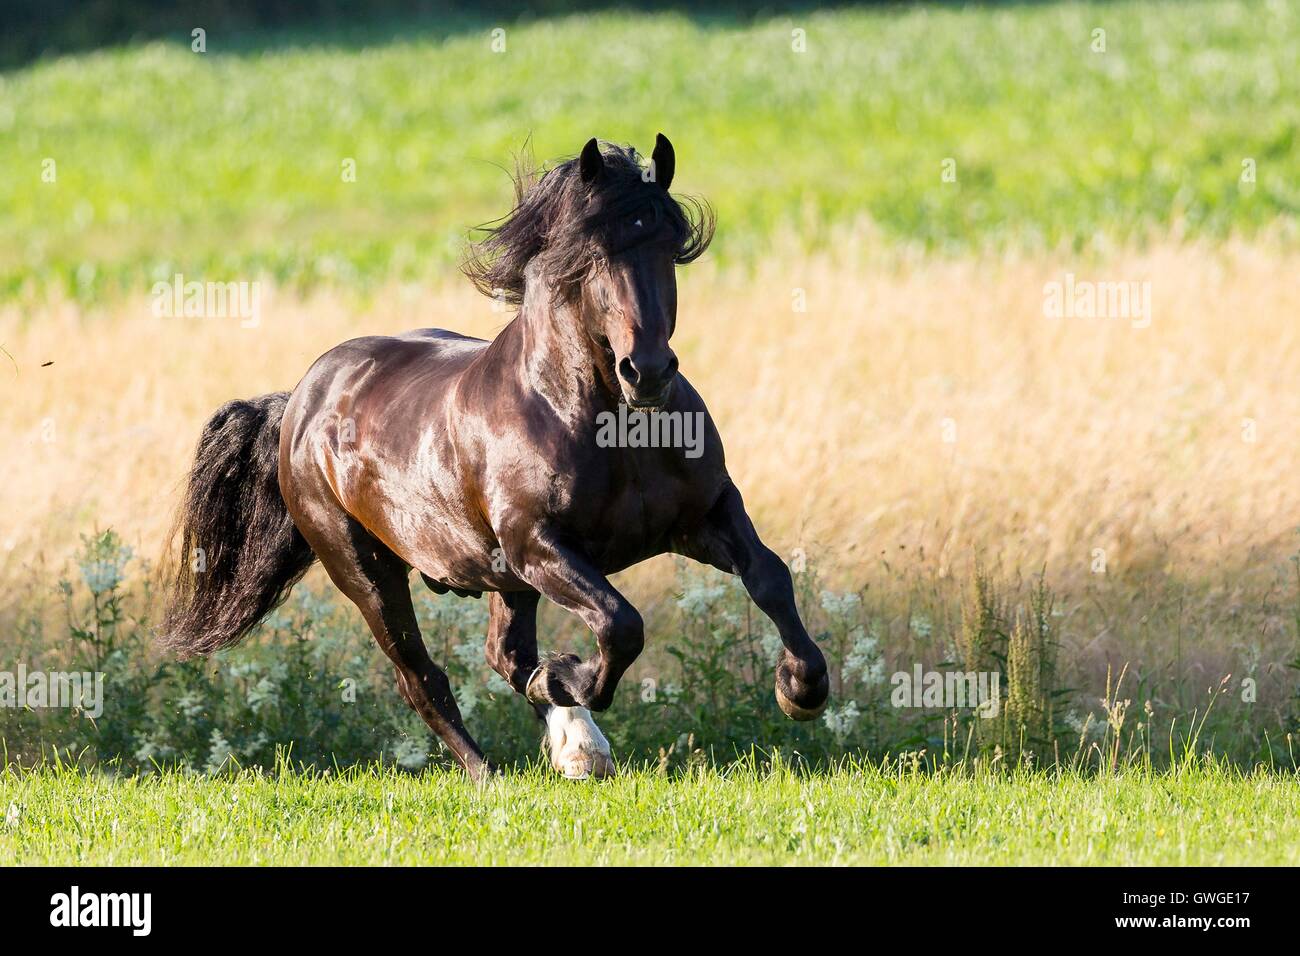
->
1003;574;1059;761
950;565;1063;764
2;528;1293;776
4;537;892;773
2;0;1298;303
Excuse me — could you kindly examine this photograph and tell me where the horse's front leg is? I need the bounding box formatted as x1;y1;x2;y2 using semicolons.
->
515;534;644;713
483;589;614;779
678;482;830;720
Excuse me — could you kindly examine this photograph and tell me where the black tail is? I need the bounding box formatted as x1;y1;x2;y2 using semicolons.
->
160;391;316;657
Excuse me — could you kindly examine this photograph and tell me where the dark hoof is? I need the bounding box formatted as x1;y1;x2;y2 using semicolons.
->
775;666;829;721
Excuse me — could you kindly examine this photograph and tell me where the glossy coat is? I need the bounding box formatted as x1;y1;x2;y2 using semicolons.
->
163;136;829;778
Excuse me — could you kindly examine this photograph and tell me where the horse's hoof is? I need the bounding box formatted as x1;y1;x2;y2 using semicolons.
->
545;706;615;780
555;748;616;781
776;669;829;721
466;760;501;785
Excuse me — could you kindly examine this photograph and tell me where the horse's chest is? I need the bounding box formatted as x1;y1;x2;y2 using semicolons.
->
559;451;714;564
600;472;680;534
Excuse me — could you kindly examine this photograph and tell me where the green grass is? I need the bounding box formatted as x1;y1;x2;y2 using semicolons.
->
2;0;1297;302
4;759;1298;864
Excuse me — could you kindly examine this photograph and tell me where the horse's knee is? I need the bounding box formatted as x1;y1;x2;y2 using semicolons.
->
420;667;458;709
395;666;458;714
580;604;643;711
603;603;645;661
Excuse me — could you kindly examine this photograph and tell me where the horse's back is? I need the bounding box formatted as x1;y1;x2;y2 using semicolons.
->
325;327;488;367
279;326;507;582
398;327;490;348
281;327;487;449
303;328;486;392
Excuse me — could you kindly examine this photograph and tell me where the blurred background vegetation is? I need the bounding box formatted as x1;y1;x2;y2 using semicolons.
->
2;0;788;66
1;0;1297;302
10;530;1282;774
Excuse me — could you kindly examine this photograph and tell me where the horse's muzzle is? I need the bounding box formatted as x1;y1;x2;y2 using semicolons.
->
626;378;675;411
618;350;678;407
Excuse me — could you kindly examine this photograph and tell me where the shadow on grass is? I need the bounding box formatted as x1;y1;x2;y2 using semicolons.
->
4;0;1138;70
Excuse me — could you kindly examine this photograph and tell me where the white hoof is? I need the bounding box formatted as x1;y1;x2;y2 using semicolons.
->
544;706;615;780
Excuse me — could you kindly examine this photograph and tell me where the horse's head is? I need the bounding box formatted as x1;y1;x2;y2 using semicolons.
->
463;134;713;410
573;135;695;409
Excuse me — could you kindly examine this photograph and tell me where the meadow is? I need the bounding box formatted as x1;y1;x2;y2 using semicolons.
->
1;0;1297;301
5;759;1299;865
1;0;1299;865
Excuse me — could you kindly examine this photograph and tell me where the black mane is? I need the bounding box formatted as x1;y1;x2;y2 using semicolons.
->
462;141;714;304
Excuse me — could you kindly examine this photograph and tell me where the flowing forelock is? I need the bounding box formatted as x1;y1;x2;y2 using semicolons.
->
462;141;714;305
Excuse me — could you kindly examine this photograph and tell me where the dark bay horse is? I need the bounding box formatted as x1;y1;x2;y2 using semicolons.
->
161;135;829;780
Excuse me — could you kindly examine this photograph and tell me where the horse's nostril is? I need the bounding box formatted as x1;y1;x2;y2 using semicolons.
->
620;353;677;395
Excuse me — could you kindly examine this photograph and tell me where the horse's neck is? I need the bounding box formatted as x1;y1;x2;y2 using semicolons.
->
511;284;617;417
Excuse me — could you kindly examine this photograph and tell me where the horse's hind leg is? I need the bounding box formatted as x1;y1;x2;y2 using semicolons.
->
483;590;542;697
485;590;614;779
297;511;491;779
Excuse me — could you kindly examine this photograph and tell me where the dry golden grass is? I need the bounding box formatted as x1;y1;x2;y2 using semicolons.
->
2;240;1299;611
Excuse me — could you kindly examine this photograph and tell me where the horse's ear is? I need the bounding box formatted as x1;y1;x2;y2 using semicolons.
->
651;133;675;191
579;137;604;183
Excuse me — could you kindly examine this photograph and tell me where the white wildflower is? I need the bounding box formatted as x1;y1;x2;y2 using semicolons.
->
676;581;729;617
246;676;279;712
822;700;861;741
204;729;235;775
844;629;885;686
391;736;430;771
819;589;861;619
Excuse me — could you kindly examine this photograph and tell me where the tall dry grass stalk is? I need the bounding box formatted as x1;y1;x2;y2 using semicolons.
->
2;239;1299;612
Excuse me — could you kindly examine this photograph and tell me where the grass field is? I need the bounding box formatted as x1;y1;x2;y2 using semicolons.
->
1;0;1297;300
4;760;1298;865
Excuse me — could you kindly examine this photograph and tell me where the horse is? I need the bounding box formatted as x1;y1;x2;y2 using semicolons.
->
160;134;830;780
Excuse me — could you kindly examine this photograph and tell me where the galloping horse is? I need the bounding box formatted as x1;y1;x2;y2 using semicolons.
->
162;135;829;779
